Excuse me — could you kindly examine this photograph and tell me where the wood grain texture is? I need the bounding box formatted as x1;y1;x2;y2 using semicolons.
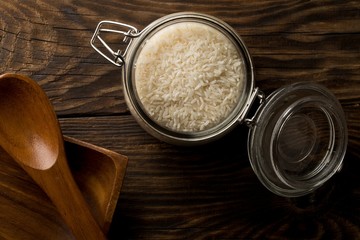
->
0;136;127;239
1;0;360;239
59;115;360;239
1;1;359;115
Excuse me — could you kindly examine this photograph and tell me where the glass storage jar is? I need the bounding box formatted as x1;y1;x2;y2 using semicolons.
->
90;12;347;197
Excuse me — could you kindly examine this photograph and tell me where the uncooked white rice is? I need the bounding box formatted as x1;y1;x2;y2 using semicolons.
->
135;21;244;132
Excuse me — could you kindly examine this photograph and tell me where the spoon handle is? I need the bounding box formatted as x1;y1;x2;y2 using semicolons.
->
24;150;106;240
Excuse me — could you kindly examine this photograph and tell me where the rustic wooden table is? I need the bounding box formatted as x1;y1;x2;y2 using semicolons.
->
1;1;360;239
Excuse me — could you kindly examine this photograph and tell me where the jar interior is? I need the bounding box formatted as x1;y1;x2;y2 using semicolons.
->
273;102;338;187
125;13;254;143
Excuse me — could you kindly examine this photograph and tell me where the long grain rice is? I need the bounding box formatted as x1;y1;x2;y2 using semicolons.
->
135;22;245;132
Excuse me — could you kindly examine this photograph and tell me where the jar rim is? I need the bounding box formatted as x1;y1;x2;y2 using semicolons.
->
123;12;255;145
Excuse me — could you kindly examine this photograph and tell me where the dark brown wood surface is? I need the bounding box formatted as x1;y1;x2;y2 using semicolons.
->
0;135;128;239
1;0;360;239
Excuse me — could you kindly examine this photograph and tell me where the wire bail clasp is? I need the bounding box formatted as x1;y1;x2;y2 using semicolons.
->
90;21;140;67
240;88;266;128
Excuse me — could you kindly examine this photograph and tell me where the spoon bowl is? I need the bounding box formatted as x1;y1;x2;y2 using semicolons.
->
0;73;105;240
0;75;58;169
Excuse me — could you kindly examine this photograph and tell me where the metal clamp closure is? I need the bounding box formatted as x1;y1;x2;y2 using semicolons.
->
90;21;140;67
238;88;265;128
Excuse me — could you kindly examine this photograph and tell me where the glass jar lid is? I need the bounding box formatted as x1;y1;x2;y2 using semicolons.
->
247;83;348;197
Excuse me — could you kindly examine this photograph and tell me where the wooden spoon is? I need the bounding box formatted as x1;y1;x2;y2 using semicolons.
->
0;73;106;240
